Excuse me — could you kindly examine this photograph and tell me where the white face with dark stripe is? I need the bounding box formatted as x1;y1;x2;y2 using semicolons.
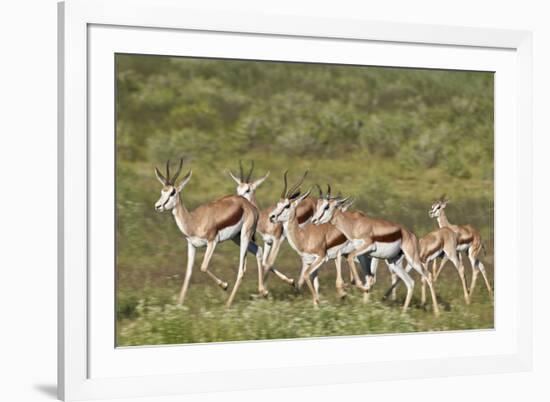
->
235;182;254;200
155;185;178;212
429;200;446;218
269;190;310;223
269;198;293;223
311;198;338;225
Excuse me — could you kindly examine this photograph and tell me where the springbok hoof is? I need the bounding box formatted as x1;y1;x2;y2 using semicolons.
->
259;289;269;298
220;282;229;291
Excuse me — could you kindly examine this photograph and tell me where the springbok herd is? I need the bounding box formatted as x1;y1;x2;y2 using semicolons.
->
154;159;493;316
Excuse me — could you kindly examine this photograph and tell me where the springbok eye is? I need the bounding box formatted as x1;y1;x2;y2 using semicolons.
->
284;204;290;209
170;189;176;196
324;204;330;210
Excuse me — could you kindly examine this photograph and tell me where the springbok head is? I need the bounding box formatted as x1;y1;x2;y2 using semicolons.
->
429;194;449;218
311;185;350;225
227;160;270;201
154;158;192;212
269;171;310;223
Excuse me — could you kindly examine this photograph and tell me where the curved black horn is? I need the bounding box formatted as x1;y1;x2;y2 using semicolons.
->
239;160;244;181
171;158;184;184
287;171;309;198
155;167;168;185
247;160;255;182
315;184;323;198
166;160;171;183
327;184;332;199
281;170;288;198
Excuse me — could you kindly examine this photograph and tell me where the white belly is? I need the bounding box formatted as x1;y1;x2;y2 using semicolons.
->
262;234;277;245
188;236;207;248
302;253;319;264
457;243;471;252
326;247;340;260
216;219;245;242
369;240;402;259
426;250;443;262
340;240;363;254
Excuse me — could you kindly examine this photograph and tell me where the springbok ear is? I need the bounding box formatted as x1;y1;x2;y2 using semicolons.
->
252;171;270;189
340;198;355;212
176;170;193;192
293;188;312;205
335;196;351;209
227;170;241;185
155;167;168;185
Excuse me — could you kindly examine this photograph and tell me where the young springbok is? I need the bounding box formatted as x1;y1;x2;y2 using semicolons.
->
429;195;493;299
227;161;316;291
154;159;259;308
268;173;367;305
311;193;440;315
384;227;470;305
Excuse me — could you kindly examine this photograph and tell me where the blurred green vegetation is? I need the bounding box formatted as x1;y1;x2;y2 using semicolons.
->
115;54;494;346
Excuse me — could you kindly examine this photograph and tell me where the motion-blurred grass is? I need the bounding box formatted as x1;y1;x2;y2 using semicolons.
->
115;55;494;346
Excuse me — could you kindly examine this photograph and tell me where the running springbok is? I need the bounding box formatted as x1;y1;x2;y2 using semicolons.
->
383;227;470;305
429;195;493;299
154;159;259;308
311;193;440;315
268;173;366;305
315;187;378;301
227;161;315;291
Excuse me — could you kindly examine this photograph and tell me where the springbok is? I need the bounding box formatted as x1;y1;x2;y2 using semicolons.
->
228;162;372;295
429;195;493;299
268;173;367;305
227;161;314;291
383;227;470;305
154;159;259;308
311;193;440;315
315;188;379;300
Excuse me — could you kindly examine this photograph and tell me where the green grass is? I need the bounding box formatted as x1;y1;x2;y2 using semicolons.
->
116;251;494;346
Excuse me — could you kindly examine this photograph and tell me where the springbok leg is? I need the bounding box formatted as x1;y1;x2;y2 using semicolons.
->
200;240;228;290
226;230;250;308
177;242;196;305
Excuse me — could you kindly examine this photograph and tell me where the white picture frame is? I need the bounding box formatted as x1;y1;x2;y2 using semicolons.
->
58;0;533;400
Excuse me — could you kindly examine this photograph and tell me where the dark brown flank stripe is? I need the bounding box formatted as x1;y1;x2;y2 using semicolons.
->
421;240;443;261
372;230;402;243
326;231;348;249
457;236;473;245
297;208;313;225
215;206;244;231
